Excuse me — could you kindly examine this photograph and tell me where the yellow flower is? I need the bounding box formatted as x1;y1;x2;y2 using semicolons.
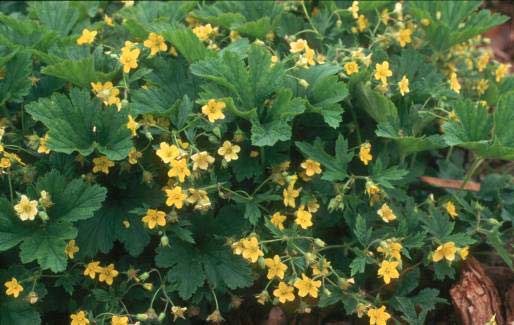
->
445;201;458;219
397;27;412;47
143;32;167;56
229;30;240;42
294;274;321;298
142;209;166;229
84;261;102;279
359;142;372;165
377;203;396;223
283;179;301;208
76;29;97;45
432;242;457;262
459;246;469;260
476;79;489;96
273;282;295;303
231;240;244;255
70;311;90;325
344;61;359;76
289;39;308;53
448;110;459;122
92;156;114;174
38;134;50;154
398;75;410;96
192;24;217;41
171;306;187;321
167;158;191;182
111;315;128;325
186;189;211;211
4;277;23;298
300;159;322;176
295;205;313;229
356;15;368;32
120;47;140;73
495;64;508;82
191;151;215;171
98;263;119;285
377;240;402;261
476;53;490;72
217;140;241;162
449;72;461;93
128;147;142;165
349;1;359;19
65;240;80;259
104;15;114;27
264;255;288;280
312;258;331;277
307;200;319;213
381;9;390;25
299;47;316;66
127;115;139;137
270;212;286;230
14;195;38;221
165;186;187;209
377;260;400;284
374;61;392;84
156;142;180;164
0;157;11;169
241;237;263;263
90;82;120;107
201;99;226;122
367;306;391;325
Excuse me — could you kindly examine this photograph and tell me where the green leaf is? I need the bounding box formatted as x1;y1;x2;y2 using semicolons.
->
353;82;397;123
433;261;455;280
130;57;197;115
0;298;40;325
485;229;513;269
443;93;514;160
354;214;372;246
36;170;107;222
19;222;77;273
349;255;370;276
0;50;32;105
408;1;508;52
26;88;132;160
27;1;79;36
162;26;214;63
296;64;348;128
42;56;117;87
244;201;261;225
155;244;206;299
377;123;446;155
295;135;352;181
371;160;409;189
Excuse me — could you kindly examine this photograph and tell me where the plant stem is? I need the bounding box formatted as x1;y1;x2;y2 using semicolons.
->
461;158;484;190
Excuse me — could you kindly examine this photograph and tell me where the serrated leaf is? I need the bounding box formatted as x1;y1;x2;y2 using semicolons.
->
36;170;107;222
244;201;261;225
371;160;409;189
0;50;32;105
162;26;214;63
28;1;79;36
353;82;397;123
130;57;197;115
295;135;351;181
26;88;132;160
354;214;372;246
0;298;40;325
19;222;77;273
42;56;116;87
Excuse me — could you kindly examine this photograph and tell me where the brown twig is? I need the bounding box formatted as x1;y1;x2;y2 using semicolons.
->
419;176;481;192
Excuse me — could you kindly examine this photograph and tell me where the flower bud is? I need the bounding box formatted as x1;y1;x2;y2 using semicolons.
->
299;79;309;88
304;253;315;264
136;313;149;321
257;256;266;269
314;238;326;248
27;291;38;304
138;272;150;281
158;312;166;322
38;211;49;222
161;234;170;247
142;282;153;291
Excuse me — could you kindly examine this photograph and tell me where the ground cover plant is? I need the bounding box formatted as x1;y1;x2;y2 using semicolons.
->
0;0;513;324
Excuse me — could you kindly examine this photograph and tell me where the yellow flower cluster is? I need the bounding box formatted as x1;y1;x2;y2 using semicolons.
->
83;262;119;285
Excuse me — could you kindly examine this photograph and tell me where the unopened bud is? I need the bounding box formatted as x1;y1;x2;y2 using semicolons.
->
138;272;150;281
38;211;49;222
27;291;38;304
136;313;149;321
143;283;153;291
161;234;170;247
257;256;266;269
299;79;309;88
314;238;326;248
158;312;166;322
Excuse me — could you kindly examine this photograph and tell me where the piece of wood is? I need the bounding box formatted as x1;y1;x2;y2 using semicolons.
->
420;176;481;192
450;257;505;325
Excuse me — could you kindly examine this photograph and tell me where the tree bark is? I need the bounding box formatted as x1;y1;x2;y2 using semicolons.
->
450;257;505;324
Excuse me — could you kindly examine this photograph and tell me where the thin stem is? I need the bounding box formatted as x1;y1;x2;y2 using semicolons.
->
461;158;484;190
